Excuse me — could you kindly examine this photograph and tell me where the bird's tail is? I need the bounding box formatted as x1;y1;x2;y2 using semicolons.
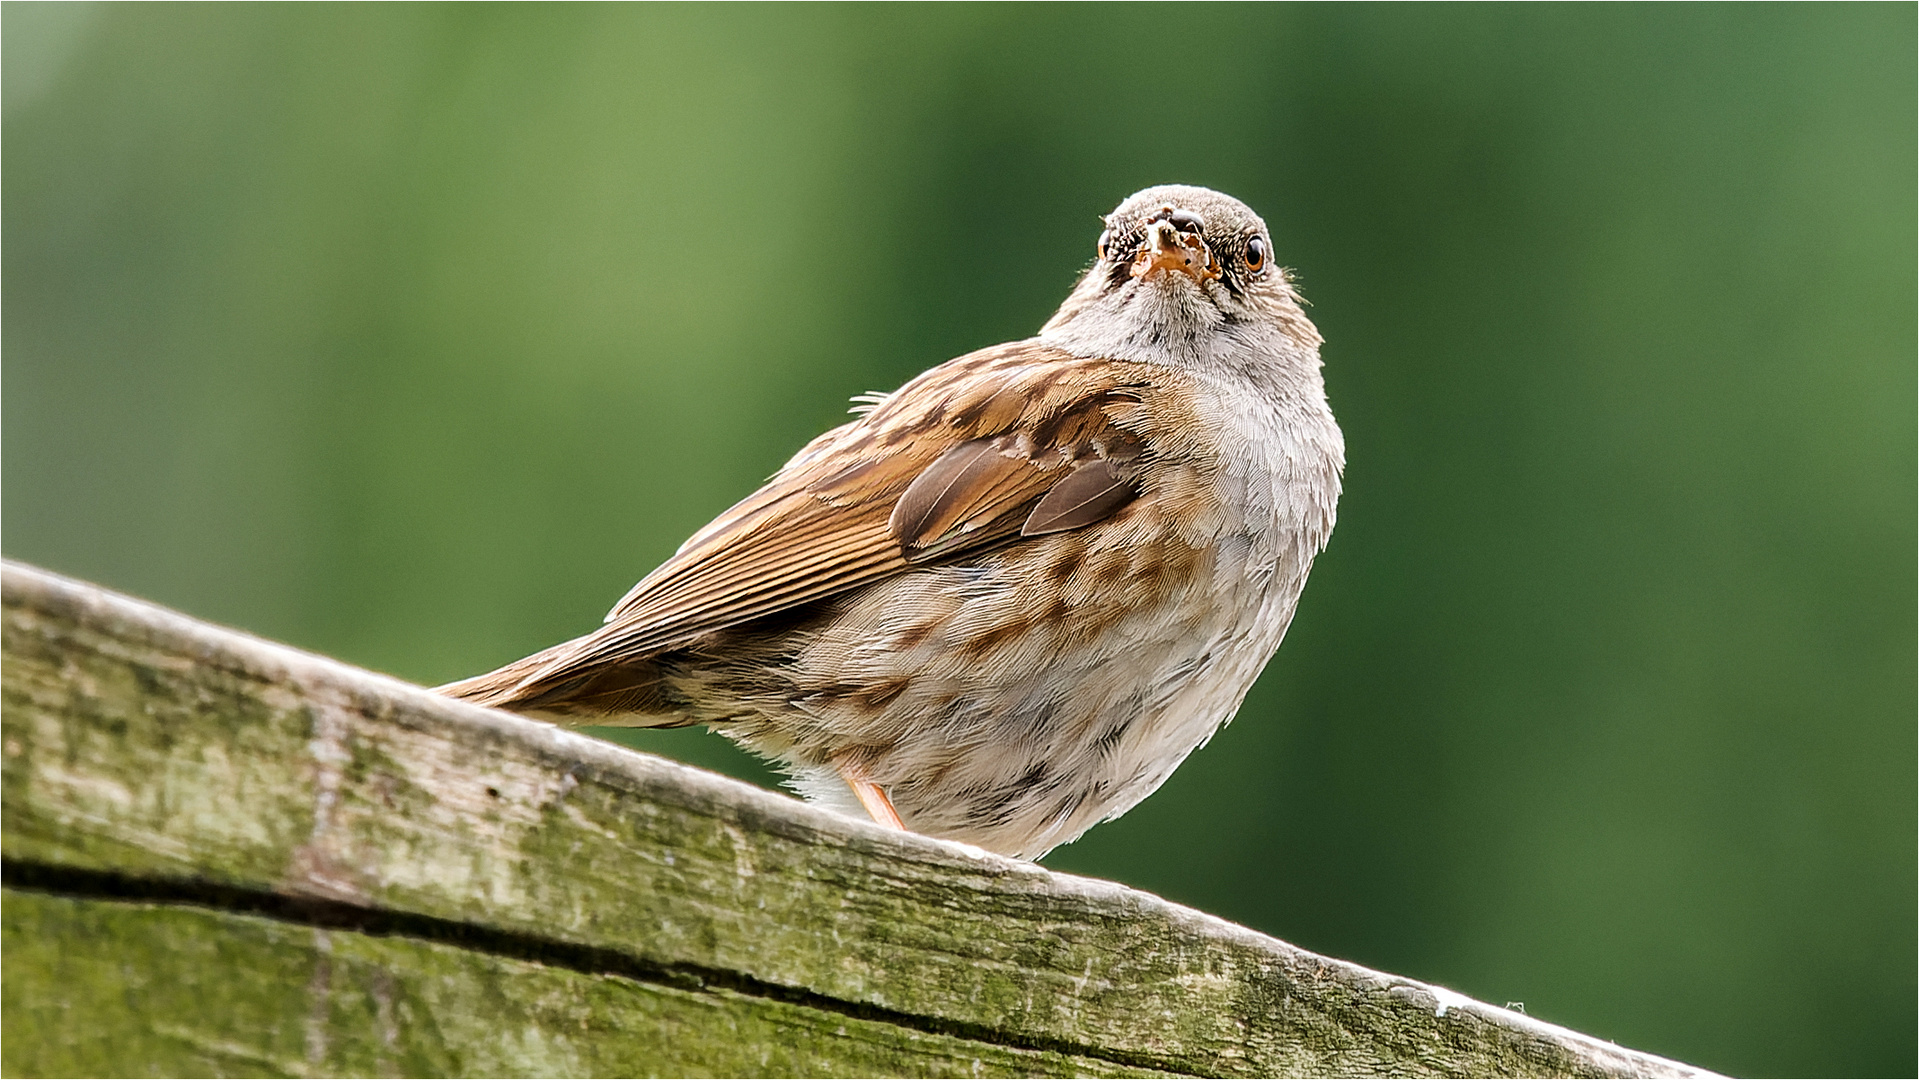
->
436;637;691;728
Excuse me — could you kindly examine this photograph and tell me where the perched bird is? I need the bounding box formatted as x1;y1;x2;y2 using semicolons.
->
441;184;1343;859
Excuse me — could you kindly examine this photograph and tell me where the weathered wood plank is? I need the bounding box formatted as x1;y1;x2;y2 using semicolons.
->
0;560;1716;1078
1;889;1167;1078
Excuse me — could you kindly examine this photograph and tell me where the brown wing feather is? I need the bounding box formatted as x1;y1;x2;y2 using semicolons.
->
1023;459;1138;535
889;441;1004;550
890;439;1068;560
480;341;1155;703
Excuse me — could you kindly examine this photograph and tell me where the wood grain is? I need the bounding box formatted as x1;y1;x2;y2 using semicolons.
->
0;559;1716;1078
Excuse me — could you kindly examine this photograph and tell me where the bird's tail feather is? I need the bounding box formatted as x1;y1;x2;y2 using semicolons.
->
436;638;691;728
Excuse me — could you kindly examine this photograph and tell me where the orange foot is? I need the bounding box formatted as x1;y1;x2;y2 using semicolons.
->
836;757;904;830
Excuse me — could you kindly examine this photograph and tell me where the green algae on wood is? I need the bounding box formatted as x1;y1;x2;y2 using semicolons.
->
2;890;1167;1079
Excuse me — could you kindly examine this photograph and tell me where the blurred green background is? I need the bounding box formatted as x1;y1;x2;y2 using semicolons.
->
4;4;1912;1075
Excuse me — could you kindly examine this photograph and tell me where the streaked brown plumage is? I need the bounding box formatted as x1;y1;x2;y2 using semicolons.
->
442;185;1344;858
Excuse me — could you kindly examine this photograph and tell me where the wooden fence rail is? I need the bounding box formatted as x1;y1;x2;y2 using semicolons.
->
0;560;1715;1078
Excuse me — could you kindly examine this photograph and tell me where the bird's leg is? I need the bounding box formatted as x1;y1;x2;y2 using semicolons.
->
835;754;904;830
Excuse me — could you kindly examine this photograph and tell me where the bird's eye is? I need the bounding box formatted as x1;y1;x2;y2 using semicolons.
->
1097;230;1111;260
1245;237;1268;274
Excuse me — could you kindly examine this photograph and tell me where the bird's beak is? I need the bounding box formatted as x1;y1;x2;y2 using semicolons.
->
1131;219;1218;281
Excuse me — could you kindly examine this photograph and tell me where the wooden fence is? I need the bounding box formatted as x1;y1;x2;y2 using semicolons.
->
0;560;1716;1078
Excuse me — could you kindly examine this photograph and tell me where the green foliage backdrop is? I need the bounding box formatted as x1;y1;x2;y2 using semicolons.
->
5;5;1912;1076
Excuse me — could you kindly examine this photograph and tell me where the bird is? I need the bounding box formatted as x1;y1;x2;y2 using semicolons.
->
440;184;1344;860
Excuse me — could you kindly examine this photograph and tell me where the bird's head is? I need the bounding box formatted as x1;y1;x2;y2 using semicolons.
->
1040;184;1319;364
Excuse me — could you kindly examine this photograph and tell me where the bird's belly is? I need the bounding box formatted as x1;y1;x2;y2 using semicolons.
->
737;512;1310;859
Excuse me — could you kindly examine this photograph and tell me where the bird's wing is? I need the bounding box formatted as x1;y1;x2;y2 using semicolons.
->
510;341;1157;691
